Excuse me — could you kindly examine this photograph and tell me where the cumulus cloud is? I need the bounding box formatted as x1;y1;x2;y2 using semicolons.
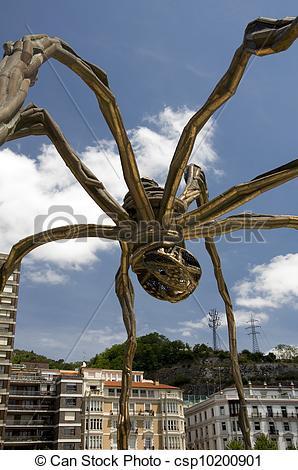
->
25;267;69;285
0;106;219;273
233;253;298;310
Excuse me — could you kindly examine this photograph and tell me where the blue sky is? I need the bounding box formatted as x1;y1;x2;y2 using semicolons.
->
0;1;297;360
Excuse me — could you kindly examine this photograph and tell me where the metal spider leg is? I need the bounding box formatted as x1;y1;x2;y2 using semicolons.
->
159;16;298;226
186;169;252;448
183;213;298;240
115;242;137;450
0;35;154;221
182;159;298;227
204;239;251;449
4;104;129;223
179;164;209;207
0;224;119;293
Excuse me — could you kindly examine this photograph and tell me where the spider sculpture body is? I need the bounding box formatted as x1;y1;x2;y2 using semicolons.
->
0;17;298;450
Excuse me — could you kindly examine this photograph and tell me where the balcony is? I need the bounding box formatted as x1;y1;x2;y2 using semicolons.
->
268;429;279;436
5;435;54;442
6;420;53;426
9;390;55;397
138;410;155;417
8;404;54;411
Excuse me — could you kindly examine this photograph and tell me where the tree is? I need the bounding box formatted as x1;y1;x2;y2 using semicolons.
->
253;434;278;450
226;440;245;450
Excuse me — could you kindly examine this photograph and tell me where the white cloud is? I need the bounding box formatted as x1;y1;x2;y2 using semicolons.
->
234;253;298;310
0;106;219;273
25;268;69;285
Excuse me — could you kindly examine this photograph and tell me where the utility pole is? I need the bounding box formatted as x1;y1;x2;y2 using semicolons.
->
208;309;222;351
246;314;261;353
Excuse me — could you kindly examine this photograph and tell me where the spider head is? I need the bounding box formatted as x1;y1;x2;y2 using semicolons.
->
131;244;201;303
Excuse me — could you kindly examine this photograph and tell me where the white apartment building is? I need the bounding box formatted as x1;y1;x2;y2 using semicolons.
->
82;367;185;450
185;383;298;450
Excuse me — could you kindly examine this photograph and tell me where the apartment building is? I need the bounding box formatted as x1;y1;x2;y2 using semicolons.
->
82;368;186;450
0;253;20;449
185;383;298;450
4;364;83;450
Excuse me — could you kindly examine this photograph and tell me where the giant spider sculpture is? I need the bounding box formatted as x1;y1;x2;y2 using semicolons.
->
0;17;298;450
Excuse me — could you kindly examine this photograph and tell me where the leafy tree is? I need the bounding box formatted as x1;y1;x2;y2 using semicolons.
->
253;434;278;450
226;440;245;450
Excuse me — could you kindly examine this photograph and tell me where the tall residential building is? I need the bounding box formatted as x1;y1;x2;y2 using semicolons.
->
0;253;21;449
185;383;298;450
82;367;185;450
4;364;83;450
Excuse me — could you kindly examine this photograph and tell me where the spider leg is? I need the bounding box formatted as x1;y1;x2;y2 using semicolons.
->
0;224;119;292
183;213;298;239
187;170;252;448
181;159;298;227
204;240;251;449
0;35;154;221
115;242;137;450
179;164;208;207
4;104;129;224
159;16;298;226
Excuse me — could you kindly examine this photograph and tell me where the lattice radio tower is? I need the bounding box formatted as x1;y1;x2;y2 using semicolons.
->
208;309;222;351
246;314;261;353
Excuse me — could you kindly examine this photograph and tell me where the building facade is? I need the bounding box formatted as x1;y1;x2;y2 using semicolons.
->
0;253;21;449
82;368;185;450
185;383;298;450
4;364;83;450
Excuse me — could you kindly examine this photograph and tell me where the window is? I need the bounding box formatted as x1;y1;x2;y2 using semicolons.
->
232;421;236;432
267;406;273;417
252;405;258;416
213;423;216;435
129;403;135;414
220;406;225;416
281;406;288;418
204;411;207;420
254;422;260;431
0;338;8;346
284;422;290;431
128;435;137;449
165;419;178;431
132;389;139;397
148;390;155;398
65;412;76;421
144;436;152;450
3;286;13;293
140;389;146;397
223;438;228;449
211;408;214;417
144;402;151;412
205;425;208;436
89;400;102;412
195;429;198;438
167;402;178;414
1;298;12;304
64;427;76;436
199;412;202;422
221;422;226;431
144;419;152;430
112;402;119;413
168;436;180;449
66;384;77;393
65;398;76;407
286;438;293;449
88;418;102;430
108;388;115;397
88;435;102;449
63;443;75;450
